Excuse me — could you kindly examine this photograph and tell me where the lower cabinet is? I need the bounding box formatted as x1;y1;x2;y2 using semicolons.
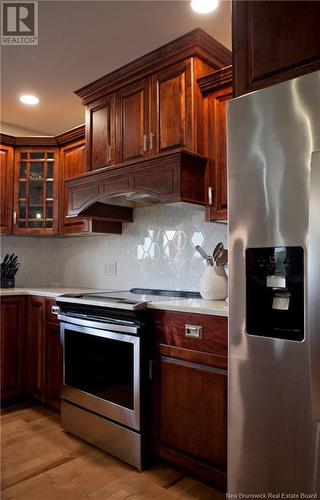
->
0;296;26;399
26;296;46;402
1;295;62;410
158;357;227;468
45;323;62;410
152;310;228;490
45;299;62;411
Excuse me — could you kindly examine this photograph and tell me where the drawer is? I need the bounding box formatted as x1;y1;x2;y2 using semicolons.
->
152;310;228;358
46;298;60;325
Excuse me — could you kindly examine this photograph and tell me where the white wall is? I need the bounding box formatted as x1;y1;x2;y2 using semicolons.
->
1;205;228;292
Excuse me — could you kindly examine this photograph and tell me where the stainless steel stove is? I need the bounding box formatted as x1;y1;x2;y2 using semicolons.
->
57;288;200;310
56;288;200;470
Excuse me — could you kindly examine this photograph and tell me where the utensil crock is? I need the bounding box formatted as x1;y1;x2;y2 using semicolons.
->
199;265;228;301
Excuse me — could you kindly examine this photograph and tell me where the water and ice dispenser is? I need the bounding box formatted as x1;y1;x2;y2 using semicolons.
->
246;246;304;341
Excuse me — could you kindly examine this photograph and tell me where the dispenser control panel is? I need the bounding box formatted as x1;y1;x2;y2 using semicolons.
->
246;246;304;341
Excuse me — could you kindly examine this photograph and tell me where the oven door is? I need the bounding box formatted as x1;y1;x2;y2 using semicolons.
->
60;320;140;431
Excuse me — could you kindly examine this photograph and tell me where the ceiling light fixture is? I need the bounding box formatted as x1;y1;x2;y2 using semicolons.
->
191;0;219;14
20;95;39;105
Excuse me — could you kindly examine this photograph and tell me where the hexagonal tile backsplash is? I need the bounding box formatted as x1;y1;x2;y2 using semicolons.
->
1;205;228;292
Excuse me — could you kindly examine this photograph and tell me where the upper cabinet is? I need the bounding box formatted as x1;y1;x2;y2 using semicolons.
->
13;147;59;235
59;132;87;234
75;29;232;171
0;142;14;234
198;66;233;222
233;0;320;96
85;93;116;170
151;60;192;155
116;79;150;163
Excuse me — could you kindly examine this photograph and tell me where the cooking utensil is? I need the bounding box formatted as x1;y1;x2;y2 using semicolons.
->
216;248;228;267
213;242;223;261
196;246;213;266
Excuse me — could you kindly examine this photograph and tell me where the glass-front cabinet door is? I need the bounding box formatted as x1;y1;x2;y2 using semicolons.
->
13;148;59;234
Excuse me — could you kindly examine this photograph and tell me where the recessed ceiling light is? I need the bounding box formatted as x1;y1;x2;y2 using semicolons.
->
191;0;219;14
20;95;39;105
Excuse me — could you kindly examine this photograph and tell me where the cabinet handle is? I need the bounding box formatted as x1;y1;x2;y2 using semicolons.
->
149;133;155;151
107;146;112;163
208;186;214;206
51;305;60;316
185;324;203;339
148;360;153;380
143;134;148;152
13;211;17;225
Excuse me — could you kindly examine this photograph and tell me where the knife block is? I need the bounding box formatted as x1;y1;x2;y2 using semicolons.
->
1;277;15;288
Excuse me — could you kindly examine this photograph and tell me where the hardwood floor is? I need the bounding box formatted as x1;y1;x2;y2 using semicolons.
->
1;405;225;500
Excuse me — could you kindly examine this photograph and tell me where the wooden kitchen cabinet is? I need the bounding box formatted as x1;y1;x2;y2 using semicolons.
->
233;1;320;97
59;131;87;234
198;66;233;221
0;296;26;400
45;322;62;410
85;93;116;170
116;79;150;163
158;357;227;474
0;143;14;234
152;310;228;490
75;29;231;171
1;295;63;409
151;60;192;155
13;147;59;235
26;296;46;402
45;298;62;411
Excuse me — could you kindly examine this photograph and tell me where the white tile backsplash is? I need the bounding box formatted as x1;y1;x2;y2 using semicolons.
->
1;205;227;292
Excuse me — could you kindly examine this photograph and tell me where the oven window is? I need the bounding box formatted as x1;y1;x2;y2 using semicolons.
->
64;329;134;410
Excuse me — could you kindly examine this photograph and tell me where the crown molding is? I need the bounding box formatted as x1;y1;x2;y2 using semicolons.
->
75;28;232;105
1;125;85;147
56;124;85;145
198;65;233;94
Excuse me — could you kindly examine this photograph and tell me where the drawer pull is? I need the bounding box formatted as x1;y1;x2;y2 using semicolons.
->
51;305;60;316
185;324;203;339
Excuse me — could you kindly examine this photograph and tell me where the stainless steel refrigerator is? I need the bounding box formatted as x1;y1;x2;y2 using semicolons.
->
227;70;320;494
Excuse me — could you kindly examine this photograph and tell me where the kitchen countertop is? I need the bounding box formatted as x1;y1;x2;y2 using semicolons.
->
0;287;99;298
0;287;229;317
147;298;228;317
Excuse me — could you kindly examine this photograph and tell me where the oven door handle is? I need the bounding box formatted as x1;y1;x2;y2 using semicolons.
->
60;320;140;344
58;314;139;335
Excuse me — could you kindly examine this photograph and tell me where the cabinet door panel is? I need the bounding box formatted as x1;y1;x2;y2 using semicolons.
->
116;79;149;163
233;0;320;96
158;356;227;470
86;94;116;170
206;86;232;221
46;322;62;411
151;61;192;154
27;296;46;401
0;144;14;234
13;148;59;235
60;139;87;234
0;297;26;399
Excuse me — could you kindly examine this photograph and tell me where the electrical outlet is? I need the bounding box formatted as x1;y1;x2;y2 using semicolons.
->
104;261;117;276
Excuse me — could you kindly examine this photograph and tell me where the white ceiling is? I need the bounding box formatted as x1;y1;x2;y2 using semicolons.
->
1;0;231;136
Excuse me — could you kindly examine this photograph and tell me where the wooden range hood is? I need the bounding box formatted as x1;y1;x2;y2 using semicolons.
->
65;150;207;233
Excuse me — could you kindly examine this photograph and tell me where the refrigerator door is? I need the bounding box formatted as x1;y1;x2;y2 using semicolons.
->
228;71;320;494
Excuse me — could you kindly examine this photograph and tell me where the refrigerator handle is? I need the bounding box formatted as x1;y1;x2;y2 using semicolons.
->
308;151;320;422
